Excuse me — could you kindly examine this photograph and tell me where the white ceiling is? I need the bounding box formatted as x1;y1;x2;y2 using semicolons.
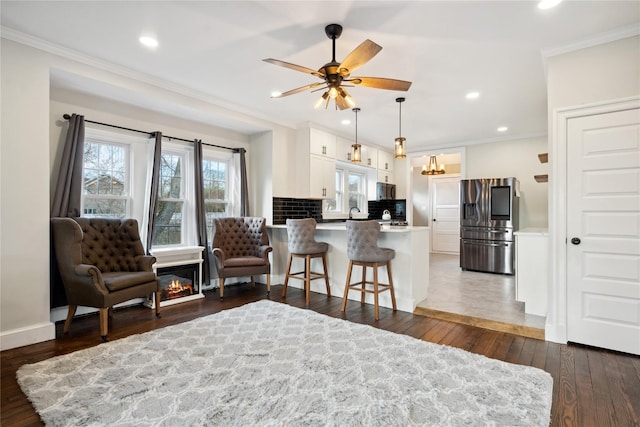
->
2;1;639;153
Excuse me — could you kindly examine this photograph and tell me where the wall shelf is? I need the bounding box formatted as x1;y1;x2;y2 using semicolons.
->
535;153;548;182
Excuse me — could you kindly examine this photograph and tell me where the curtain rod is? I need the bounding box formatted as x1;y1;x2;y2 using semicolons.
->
63;114;240;153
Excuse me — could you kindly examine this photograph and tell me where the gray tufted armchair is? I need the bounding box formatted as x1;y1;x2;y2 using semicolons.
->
211;217;272;300
51;217;161;341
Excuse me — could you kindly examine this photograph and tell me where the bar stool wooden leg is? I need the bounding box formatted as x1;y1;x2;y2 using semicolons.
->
322;253;331;296
341;260;354;312
387;261;397;311
305;255;311;305
283;254;293;297
373;264;380;320
360;264;366;305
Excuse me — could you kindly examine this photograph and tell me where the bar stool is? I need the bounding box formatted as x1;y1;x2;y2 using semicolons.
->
341;220;397;320
283;218;330;305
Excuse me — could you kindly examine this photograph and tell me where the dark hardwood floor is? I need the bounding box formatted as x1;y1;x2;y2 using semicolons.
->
2;284;639;426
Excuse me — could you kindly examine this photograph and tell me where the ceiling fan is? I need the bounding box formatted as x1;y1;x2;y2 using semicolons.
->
263;24;412;110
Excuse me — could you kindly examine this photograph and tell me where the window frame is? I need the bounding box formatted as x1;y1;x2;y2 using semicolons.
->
81;130;133;219
201;153;231;242
324;163;368;217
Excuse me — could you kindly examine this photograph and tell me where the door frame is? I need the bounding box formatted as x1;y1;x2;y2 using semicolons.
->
548;96;640;344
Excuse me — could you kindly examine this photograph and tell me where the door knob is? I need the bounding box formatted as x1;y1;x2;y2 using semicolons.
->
571;237;581;245
433;218;437;222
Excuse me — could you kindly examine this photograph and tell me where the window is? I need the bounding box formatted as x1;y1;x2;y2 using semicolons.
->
152;152;185;246
82;140;130;218
347;171;365;210
325;166;366;215
202;157;229;241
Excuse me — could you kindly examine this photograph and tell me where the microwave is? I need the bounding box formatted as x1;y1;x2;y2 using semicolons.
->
376;182;396;200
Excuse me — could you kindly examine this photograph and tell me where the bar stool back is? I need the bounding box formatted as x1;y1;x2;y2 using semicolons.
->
283;218;330;304
341;220;397;320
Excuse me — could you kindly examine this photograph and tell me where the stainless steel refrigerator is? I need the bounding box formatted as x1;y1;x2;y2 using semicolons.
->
459;177;519;275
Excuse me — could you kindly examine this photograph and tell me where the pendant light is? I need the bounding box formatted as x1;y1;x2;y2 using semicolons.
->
421;155;446;175
351;107;362;163
394;97;406;158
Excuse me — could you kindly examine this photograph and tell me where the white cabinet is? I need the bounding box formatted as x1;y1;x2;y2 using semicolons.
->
336;137;354;163
309;128;336;158
360;145;377;168
514;229;548;317
378;150;394;172
296;126;337;199
309;155;336;199
377;169;393;184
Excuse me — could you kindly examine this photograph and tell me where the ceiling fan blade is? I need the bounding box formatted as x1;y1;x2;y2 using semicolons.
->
338;39;382;77
347;77;412;91
276;82;325;98
263;58;325;78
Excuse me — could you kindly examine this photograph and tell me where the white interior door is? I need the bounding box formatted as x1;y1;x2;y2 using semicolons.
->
567;107;640;355
430;175;460;254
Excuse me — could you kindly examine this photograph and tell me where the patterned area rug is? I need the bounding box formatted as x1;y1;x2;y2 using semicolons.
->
17;300;552;426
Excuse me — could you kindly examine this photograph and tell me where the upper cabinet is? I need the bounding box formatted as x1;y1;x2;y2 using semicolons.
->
296;126;337;199
309;128;336;158
336;137;354;163
361;145;378;169
377;150;394;172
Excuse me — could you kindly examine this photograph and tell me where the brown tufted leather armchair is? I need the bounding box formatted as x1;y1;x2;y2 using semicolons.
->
51;217;161;341
211;217;272;300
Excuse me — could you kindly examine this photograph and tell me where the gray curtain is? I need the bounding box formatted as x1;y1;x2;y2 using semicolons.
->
146;132;162;254
194;139;212;285
50;114;85;307
51;114;85;217
237;148;250;216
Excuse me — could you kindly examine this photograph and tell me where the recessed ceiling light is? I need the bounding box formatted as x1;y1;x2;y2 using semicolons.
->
466;91;480;100
497;126;508;132
270;91;282;98
341;119;351;125
139;36;158;48
537;0;562;9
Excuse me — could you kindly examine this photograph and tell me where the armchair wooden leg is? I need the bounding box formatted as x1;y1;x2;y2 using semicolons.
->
266;274;271;297
154;292;162;318
63;305;77;335
219;278;224;301
99;308;109;342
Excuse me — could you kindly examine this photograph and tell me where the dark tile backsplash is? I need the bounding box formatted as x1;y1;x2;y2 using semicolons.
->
272;197;323;225
368;199;407;221
272;197;407;224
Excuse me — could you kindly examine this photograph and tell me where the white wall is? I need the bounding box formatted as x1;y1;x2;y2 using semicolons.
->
465;136;549;229
545;35;640;344
0;40;56;349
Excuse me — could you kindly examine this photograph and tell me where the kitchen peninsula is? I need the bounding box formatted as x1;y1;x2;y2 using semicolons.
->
268;223;429;313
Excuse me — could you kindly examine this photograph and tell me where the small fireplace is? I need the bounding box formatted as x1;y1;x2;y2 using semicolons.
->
157;263;198;303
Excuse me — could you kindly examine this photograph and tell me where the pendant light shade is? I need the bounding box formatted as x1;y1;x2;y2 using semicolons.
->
351;107;361;163
394;97;406;159
421;155;446;175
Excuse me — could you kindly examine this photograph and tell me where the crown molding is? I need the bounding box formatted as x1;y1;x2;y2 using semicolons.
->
0;26;295;132
410;131;547;153
541;23;640;59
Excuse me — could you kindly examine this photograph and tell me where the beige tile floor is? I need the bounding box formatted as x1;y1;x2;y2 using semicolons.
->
416;252;546;332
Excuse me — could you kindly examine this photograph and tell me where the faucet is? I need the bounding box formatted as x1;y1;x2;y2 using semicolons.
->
349;206;361;219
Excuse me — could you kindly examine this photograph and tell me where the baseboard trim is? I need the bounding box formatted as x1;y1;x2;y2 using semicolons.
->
413;306;545;340
0;321;56;351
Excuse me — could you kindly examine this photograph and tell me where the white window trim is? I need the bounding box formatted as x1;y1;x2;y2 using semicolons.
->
323;164;369;219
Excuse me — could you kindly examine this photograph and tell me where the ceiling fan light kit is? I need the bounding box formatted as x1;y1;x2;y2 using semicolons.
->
263;24;412;111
